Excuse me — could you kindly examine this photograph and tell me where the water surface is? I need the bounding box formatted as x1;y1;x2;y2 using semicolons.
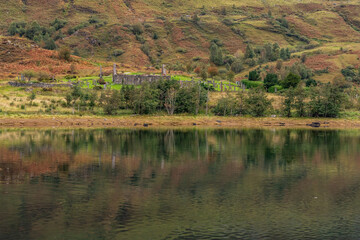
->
1;128;360;239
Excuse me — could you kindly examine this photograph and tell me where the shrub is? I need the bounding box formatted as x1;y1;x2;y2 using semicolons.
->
141;43;150;57
231;59;244;73
44;39;56;50
113;49;125;57
58;47;71;61
281;72;300;89
28;91;36;102
37;72;50;81
8;22;26;36
51;18;67;31
248;70;261;81
98;78;106;85
207;66;219;78
176;48;187;53
242;80;263;89
131;24;144;35
264;73;278;90
227;71;235;82
152;32;158;39
70;64;77;74
306;78;317;87
88;16;100;24
268;85;283;93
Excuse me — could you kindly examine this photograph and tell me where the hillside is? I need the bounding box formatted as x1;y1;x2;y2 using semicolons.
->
1;0;360;81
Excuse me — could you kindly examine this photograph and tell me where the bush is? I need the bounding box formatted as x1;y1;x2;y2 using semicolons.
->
131;24;144;35
37;72;50;81
98;78;106;85
231;59;244;73
44;38;56;50
268;85;283;93
58;47;71;61
248;70;260;81
242;80;263;89
113;49;125;57
207;66;219;78
281;72;300;89
51;18;67;31
176;48;187;53
264;73;278;90
306;78;317;87
141;43;150;57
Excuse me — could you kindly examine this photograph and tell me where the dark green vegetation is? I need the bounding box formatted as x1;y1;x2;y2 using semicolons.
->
64;79;208;115
1;128;360;239
215;83;349;118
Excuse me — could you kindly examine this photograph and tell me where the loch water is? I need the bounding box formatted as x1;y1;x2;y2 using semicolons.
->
1;128;360;239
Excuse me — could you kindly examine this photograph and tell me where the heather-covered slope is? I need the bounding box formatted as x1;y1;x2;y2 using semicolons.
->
1;0;360;81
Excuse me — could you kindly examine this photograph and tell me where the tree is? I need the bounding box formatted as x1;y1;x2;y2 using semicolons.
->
282;87;295;117
21;70;36;82
213;94;237;116
120;85;136;109
301;53;307;63
276;60;283;70
280;48;291;60
248;70;260;81
25;21;41;40
307;84;345;118
103;90;124;115
294;86;307;117
271;43;280;61
44;38;56;50
133;83;160;114
164;88;177;115
282;72;300;89
227;71;235;82
210;43;223;66
245;45;255;59
231;59;244;73
175;85;207;114
264;43;273;61
200;69;208;81
264;73;278;90
246;87;271;117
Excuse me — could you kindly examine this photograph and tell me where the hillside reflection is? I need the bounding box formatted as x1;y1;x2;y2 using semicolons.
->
1;128;360;239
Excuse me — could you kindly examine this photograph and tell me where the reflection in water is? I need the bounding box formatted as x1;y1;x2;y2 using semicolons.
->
0;128;360;239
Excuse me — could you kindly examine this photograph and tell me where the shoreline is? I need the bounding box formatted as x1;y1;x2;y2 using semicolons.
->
0;115;360;129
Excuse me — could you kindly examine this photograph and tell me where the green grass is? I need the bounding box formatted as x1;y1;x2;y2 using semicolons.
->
55;74;245;92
